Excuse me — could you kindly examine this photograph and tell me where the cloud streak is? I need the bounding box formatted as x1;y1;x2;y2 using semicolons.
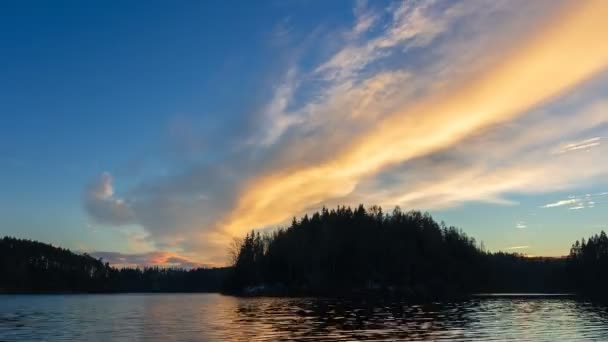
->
505;246;530;251
543;199;579;208
556;137;602;154
542;192;608;210
222;0;608;236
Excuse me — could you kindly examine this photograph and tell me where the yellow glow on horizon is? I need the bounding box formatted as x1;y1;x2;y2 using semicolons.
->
221;0;608;237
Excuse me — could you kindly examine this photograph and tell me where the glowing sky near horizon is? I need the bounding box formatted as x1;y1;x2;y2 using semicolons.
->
1;0;607;267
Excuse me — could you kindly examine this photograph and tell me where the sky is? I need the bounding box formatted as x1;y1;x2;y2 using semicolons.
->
1;0;607;267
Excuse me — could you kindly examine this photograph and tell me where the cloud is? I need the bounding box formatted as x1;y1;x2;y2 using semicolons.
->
255;68;301;146
516;222;527;229
311;95;608;212
84;172;136;226
84;0;608;265
91;251;207;269
542;192;608;210
316;1;456;80
272;16;293;46
351;0;378;37
556;137;602;154
542;199;579;208
505;246;530;250
221;0;608;236
84;167;242;265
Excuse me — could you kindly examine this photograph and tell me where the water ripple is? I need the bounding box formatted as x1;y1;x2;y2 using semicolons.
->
1;294;607;341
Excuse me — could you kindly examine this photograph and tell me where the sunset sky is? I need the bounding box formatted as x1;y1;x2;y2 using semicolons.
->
1;0;607;267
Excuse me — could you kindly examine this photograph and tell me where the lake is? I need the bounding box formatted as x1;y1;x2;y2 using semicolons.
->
1;294;608;341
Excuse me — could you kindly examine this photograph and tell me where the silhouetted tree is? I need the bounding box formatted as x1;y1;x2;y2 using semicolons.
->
568;230;608;299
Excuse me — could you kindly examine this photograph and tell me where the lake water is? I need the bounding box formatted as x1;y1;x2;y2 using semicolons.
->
1;294;608;341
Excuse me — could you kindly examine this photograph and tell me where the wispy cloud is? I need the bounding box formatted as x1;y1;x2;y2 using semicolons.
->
542;199;579;208
316;0;447;81
556;137;602;154
255;68;301;146
222;0;608;236
505;245;530;250
569;205;585;210
516;222;527;229
542;192;608;210
350;0;379;37
342;103;608;211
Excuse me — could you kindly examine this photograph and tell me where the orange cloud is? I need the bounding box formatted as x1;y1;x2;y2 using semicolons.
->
93;250;205;269
221;1;608;236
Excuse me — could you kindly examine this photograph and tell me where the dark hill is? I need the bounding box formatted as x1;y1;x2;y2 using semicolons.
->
0;236;228;293
227;205;571;297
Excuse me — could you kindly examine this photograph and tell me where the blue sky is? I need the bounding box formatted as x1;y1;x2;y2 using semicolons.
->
1;0;607;267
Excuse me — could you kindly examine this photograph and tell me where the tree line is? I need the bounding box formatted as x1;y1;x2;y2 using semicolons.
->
0;237;228;293
227;205;574;297
1;205;606;299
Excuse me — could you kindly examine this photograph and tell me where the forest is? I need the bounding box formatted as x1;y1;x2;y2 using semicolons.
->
568;231;608;300
0;237;228;293
228;206;572;297
1;205;606;300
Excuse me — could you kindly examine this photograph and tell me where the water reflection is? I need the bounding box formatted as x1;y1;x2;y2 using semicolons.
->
231;298;475;340
1;294;608;341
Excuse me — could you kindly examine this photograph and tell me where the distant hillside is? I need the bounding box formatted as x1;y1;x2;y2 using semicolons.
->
0;236;228;293
0;237;108;292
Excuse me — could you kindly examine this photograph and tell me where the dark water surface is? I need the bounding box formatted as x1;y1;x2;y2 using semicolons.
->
1;293;608;341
